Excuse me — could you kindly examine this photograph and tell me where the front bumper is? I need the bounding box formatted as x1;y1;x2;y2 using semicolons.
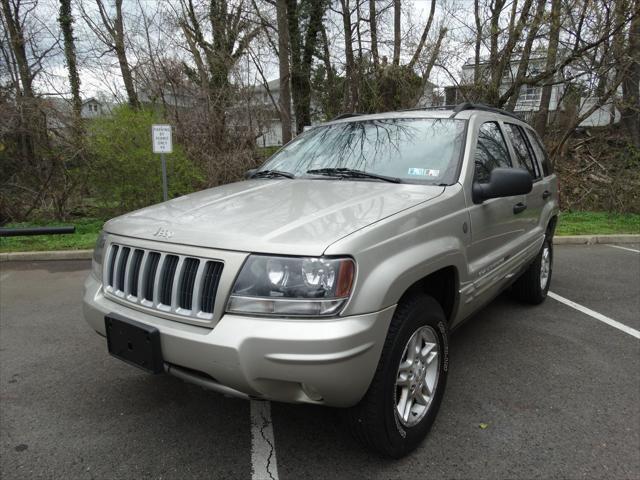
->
83;274;395;407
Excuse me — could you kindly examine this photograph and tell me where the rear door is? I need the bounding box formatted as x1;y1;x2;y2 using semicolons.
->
502;122;546;247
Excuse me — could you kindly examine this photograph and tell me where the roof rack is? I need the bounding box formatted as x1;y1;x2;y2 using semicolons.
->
332;112;364;120
448;102;522;121
330;103;523;121
397;105;461;113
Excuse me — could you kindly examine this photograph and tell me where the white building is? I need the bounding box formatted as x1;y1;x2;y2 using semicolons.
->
446;56;619;127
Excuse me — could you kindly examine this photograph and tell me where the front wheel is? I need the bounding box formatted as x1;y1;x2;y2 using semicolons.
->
511;236;553;304
347;293;449;458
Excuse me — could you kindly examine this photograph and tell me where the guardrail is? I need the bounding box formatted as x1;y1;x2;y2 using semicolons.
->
0;226;76;237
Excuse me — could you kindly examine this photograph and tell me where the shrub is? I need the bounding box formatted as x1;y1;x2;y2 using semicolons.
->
87;106;204;216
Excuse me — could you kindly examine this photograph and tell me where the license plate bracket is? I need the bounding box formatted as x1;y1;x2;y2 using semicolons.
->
105;314;163;374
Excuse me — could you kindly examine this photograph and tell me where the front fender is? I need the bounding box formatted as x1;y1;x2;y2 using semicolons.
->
343;235;466;315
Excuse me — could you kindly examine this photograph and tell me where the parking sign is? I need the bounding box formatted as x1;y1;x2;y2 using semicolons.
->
152;124;173;154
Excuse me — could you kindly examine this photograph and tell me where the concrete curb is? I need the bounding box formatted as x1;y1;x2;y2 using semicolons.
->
552;234;640;245
0;249;93;262
1;234;639;262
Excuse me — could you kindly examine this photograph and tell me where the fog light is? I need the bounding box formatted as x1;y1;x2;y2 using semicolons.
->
301;383;323;402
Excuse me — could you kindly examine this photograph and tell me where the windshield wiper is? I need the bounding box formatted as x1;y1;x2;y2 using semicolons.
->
251;169;295;179
305;168;401;184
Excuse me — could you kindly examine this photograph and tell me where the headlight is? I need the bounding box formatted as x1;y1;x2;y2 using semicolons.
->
92;231;106;280
227;255;355;316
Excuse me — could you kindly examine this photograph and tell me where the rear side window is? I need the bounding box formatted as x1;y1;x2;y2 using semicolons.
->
526;128;553;176
474;121;511;183
504;123;539;179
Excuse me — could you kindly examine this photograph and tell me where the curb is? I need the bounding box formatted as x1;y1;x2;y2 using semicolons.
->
0;249;93;262
552;234;640;245
1;235;639;262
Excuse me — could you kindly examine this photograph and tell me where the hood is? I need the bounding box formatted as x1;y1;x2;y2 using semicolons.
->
105;179;445;256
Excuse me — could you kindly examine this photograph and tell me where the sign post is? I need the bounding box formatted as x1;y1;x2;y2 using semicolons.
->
152;124;173;201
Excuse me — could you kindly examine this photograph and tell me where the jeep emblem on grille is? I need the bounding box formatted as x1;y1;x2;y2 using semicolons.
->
153;227;174;239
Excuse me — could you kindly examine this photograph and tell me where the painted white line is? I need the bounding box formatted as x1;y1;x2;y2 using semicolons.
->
0;273;11;282
250;400;279;480
548;291;640;340
606;244;640;254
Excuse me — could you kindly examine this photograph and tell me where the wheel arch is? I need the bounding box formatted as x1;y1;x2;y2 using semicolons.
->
546;214;558;237
398;266;459;325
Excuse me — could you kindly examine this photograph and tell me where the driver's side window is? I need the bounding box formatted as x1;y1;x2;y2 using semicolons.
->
474;122;512;183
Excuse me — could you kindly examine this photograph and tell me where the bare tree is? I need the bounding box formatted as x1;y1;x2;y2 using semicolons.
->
58;0;82;127
618;0;640;147
81;0;139;108
287;0;325;133
277;0;292;143
393;0;401;65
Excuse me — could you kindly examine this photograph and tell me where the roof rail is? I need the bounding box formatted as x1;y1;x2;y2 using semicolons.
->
448;102;522;121
397;105;461;113
332;112;364;120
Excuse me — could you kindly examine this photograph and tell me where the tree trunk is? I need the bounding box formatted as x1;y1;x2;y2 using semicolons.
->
296;0;324;131
340;0;358;110
487;0;506;104
534;0;561;136
320;25;339;118
113;0;139;108
407;0;436;70
58;0;83;124
369;0;379;66
287;0;303;132
473;0;482;92
1;0;37;161
504;0;546;111
620;0;640;147
393;0;401;65
276;0;292;143
1;0;35;99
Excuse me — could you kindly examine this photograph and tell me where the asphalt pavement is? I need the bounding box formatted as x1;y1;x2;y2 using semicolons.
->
1;244;638;479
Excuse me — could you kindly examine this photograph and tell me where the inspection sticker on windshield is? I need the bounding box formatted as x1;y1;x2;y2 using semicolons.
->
408;168;439;177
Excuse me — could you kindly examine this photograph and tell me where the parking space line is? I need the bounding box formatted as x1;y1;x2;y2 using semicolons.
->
606;244;640;254
250;400;279;480
0;273;11;282
548;292;640;339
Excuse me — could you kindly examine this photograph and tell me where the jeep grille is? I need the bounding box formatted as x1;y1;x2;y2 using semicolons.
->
104;243;223;320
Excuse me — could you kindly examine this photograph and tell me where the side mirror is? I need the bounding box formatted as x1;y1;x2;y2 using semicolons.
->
244;168;257;179
473;167;533;204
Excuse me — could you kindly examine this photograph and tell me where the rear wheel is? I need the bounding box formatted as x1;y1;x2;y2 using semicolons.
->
348;293;449;458
511;236;553;304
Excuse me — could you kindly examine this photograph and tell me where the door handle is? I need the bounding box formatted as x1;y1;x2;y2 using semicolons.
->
542;190;551;199
513;202;527;214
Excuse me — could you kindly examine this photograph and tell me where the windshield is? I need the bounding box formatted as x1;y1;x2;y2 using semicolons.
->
259;118;466;184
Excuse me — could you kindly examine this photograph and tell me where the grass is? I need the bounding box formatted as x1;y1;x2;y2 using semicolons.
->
556;211;640;236
0;218;104;253
1;212;638;253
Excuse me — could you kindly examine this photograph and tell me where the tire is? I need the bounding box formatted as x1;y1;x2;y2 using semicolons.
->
511;236;553;305
347;293;449;458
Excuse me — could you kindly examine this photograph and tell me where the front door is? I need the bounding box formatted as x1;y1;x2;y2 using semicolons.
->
466;120;530;291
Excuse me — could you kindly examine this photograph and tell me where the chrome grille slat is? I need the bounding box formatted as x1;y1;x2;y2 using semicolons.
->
116;247;130;292
136;250;149;299
179;258;200;311
128;249;144;298
168;255;184;309
144;252;161;304
104;242;223;322
191;261;206;313
201;261;223;314
112;247;124;296
152;253;167;306
123;248;136;295
108;245;119;288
